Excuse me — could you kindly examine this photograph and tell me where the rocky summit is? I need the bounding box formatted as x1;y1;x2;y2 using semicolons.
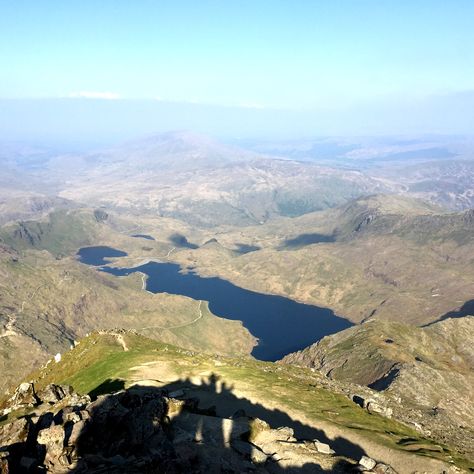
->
0;381;397;474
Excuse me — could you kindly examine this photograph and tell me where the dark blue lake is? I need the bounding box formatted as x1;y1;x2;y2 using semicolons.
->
77;246;128;266
131;234;156;240
77;246;352;361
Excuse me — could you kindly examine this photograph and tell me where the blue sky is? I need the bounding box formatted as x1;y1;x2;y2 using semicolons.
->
0;1;473;140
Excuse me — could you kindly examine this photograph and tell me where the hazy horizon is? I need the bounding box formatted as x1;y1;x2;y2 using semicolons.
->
1;1;473;145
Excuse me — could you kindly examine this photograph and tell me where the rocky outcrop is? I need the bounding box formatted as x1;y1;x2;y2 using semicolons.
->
0;382;396;473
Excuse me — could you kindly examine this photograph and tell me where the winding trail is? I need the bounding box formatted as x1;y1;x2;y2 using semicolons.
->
166;247;176;259
139;300;204;331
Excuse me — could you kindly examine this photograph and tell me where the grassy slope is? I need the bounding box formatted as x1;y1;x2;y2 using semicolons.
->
6;331;470;471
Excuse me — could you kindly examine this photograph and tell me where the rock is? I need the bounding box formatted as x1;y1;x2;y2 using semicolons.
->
0;418;30;447
367;401;393;418
37;424;65;447
36;384;72;404
9;382;38;408
54;353;61;363
66;420;87;446
275;426;294;440
0;453;10;474
251;423;296;448
250;447;268;464
313;440;335;455
37;424;68;469
374;462;398;473
352;395;393;419
68;392;91;407
249;418;270;442
270;452;282;462
359;455;377;470
231;439;268;464
165;397;187;416
64;411;82;424
0;382;364;473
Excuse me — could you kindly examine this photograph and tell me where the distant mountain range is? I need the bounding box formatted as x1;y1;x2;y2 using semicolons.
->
1;132;474;228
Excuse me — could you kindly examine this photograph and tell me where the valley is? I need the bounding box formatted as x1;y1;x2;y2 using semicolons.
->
0;132;473;471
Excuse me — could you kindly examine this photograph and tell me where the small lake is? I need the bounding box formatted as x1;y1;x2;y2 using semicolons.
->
77;246;352;361
131;234;156;240
76;246;128;266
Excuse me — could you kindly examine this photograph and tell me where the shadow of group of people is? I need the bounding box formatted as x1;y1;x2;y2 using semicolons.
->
4;373;368;473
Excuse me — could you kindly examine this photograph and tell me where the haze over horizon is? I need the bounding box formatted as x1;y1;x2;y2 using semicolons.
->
1;1;473;143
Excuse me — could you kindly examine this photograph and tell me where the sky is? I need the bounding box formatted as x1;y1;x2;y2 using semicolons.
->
0;0;473;142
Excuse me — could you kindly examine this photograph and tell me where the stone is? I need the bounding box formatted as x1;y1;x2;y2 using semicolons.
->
250;418;270;435
250;447;268;464
37;424;67;469
275;426;294;440
366;401;393;418
270;452;282;462
359;455;377;470
374;462;398;473
37;424;65;446
64;411;82;424
9;382;38;408
165;397;187;417
0;418;30;447
36;384;71;404
65;420;87;446
0;455;9;474
313;440;335;455
232;439;268;464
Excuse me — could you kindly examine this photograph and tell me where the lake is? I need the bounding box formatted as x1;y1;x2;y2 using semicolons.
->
77;246;352;361
131;234;156;240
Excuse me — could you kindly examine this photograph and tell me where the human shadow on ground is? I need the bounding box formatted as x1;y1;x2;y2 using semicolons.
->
4;373;368;473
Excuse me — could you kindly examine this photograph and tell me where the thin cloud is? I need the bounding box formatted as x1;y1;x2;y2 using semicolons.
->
68;91;121;100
